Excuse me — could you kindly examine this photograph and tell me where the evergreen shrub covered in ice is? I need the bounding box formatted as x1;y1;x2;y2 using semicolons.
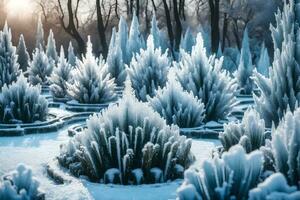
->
127;14;144;61
148;78;205;128
46;29;58;63
0;22;20;90
254;0;300;127
67;41;76;67
180;28;195;54
234;27;254;95
272;108;300;185
175;33;237;121
35;16;44;48
28;45;54;86
128;35;171;102
106;28;126;86
0;164;44;200
50;46;72;99
58;82;194;184
177;145;263;200
67;37;117;104
248;173;300;200
0;74;48;124
256;43;270;77
17;34;30;72
219;108;266;153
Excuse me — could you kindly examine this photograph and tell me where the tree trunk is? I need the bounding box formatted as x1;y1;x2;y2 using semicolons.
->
209;0;220;53
96;0;108;57
162;0;174;53
222;13;228;51
173;0;182;51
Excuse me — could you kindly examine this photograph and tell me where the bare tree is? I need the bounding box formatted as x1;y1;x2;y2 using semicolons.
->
57;0;85;55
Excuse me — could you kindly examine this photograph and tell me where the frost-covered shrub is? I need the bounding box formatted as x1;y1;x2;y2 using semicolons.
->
58;82;194;184
180;28;195;54
68;41;76;67
272;108;300;185
222;47;240;73
0;22;20;90
254;0;300;127
234;27;254;95
106;28;126;87
219;108;266;153
0;74;48;124
248;173;300;200
46;29;58;63
117;16;129;64
177;145;263;200
149;79;205;128
256;43;270;77
50;46;72;99
175;33;237;121
67;36;117;104
35;16;44;48
17;34;30;72
128;35;171;102
128;14;144;61
150;15;168;53
28;45;54;86
0;164;44;200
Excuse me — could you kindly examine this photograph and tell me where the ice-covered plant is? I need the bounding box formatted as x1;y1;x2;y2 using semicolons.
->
256;42;270;77
175;33;237;121
58;81;194;184
254;0;300;127
28;45;54;86
180;28;195;54
148;77;205;128
68;41;76;67
50;46;72;99
0;22;20;90
150;15;168;52
117;16;129;64
46;29;58;63
17;34;30;72
0;74;48;124
234;27;254;95
106;28;127;87
219;108;266;153
177;145;263;200
128;35;171;102
248;173;300;200
0;164;44;200
35;15;44;48
67;36;117;104
272;108;300;185
128;13;143;61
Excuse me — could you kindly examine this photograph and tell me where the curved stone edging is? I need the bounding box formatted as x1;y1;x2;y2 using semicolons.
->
0;112;94;137
65;100;114;112
0;113;64;136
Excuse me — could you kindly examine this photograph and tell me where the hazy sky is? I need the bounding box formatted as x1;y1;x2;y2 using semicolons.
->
6;0;35;17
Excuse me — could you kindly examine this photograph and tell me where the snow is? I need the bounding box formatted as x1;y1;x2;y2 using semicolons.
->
0;125;218;200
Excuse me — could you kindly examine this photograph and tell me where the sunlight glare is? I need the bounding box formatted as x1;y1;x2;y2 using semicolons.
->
7;0;34;17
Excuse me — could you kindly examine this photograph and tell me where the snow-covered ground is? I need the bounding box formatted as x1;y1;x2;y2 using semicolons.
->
0;121;219;200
